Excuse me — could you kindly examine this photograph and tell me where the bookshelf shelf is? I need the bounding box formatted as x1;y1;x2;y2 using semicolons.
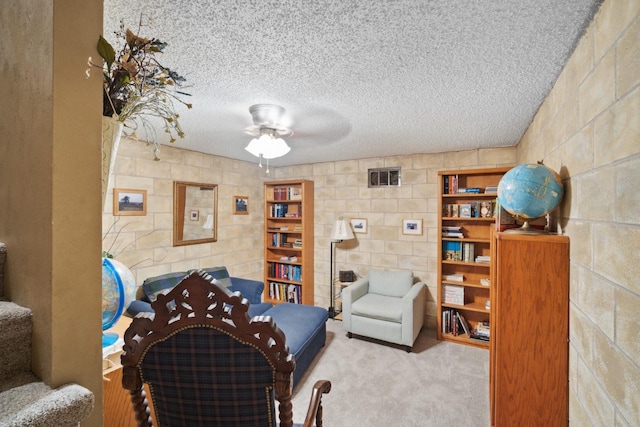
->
264;180;314;305
437;166;512;349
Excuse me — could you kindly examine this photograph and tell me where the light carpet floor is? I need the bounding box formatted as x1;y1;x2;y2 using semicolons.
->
290;319;490;427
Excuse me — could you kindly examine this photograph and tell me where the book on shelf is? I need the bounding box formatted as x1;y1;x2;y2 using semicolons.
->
484;185;498;194
442;231;464;238
475;255;490;263
444;284;464;305
462;242;475;262
457;312;471;335
443;273;464;282
279;256;298;262
289;187;302;200
443;241;462;261
459;204;472;218
457;187;481;193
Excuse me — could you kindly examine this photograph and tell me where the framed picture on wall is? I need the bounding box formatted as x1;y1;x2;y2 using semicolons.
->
113;188;147;216
350;218;368;234
233;196;249;215
402;219;423;235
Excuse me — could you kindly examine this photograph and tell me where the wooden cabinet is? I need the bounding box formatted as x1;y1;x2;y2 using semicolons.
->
490;232;569;426
264;180;314;305
437;167;511;348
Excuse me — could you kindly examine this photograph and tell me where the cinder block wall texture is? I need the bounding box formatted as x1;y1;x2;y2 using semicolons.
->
517;0;640;425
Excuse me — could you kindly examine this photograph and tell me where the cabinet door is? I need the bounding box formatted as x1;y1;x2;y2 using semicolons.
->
492;233;569;426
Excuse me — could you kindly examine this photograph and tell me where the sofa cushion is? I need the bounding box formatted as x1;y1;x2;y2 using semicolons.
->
142;271;188;302
368;270;413;298
351;293;403;323
199;266;233;289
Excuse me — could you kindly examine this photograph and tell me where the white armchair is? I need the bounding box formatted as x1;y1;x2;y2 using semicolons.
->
341;269;426;352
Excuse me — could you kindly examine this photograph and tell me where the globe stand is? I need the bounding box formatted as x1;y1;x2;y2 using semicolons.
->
102;332;120;347
503;219;549;235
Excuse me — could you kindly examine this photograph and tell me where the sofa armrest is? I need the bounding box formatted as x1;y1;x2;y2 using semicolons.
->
229;277;264;304
341;277;369;330
401;281;426;345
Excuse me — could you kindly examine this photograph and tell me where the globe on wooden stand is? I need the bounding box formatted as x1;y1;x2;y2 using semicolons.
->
497;163;563;235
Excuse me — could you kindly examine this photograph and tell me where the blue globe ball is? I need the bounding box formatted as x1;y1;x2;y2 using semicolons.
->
102;257;137;347
497;164;563;220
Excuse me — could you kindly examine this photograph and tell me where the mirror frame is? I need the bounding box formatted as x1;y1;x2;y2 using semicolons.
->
173;181;218;246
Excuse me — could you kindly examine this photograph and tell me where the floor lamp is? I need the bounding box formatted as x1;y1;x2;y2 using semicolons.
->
329;217;355;318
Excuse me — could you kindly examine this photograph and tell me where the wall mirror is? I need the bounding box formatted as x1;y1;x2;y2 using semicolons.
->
173;181;217;246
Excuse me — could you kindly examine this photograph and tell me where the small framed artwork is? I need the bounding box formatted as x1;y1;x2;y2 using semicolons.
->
402;219;423;235
113;188;147;216
233;196;249;215
190;210;199;221
350;218;368;234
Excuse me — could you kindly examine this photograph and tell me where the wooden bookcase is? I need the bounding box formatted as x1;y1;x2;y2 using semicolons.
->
264;179;314;305
436;167;512;348
490;232;569;426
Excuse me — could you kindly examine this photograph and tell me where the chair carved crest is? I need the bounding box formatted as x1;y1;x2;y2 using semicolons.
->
121;270;330;427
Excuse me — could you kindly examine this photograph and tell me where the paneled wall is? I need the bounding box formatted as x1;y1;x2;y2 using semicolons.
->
516;1;640;425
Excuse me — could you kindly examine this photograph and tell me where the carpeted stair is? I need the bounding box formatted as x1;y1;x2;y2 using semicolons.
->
0;243;94;426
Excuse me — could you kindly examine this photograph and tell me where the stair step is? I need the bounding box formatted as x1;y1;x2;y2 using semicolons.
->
0;302;32;382
0;373;94;427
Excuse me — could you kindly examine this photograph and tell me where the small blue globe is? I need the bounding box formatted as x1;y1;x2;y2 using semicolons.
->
102;257;137;347
497;164;563;220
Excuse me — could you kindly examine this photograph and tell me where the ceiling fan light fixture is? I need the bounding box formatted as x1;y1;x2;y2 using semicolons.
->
244;104;292;168
244;133;290;159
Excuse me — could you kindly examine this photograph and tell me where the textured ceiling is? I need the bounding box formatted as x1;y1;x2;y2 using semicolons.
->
103;0;602;167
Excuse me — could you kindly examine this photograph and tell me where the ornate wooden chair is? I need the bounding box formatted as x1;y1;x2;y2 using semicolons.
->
121;270;331;427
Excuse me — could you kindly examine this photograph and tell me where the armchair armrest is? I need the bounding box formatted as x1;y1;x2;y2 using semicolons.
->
401;281;426;346
341;277;369;329
302;380;332;427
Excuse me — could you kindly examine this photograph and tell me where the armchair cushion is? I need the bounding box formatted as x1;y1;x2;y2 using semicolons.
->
369;269;413;297
351;293;402;323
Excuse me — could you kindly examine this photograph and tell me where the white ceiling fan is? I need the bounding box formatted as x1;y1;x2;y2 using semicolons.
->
243;104;293;172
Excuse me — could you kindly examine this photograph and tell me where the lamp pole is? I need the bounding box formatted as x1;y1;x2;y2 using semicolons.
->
328;240;338;318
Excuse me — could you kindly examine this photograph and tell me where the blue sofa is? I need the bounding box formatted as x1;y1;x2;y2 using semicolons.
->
126;267;328;388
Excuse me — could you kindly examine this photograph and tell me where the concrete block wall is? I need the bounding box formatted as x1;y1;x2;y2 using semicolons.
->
517;0;640;425
102;138;266;285
273;147;515;329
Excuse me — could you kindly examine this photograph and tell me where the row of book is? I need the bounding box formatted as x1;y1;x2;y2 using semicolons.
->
267;186;303;201
442;175;497;195
267;262;302;281
442;309;470;336
269;233;302;248
442;309;491;342
268;282;302;304
269;203;302;218
443;201;494;218
443;241;475;262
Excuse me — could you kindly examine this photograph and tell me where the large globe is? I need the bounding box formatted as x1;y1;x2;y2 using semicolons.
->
102;257;137;347
497;164;563;221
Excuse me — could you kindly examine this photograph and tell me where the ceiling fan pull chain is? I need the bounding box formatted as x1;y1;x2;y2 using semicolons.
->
266;158;270;174
259;153;263;168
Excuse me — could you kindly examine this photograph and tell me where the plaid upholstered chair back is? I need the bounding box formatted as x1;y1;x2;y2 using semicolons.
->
121;270;330;427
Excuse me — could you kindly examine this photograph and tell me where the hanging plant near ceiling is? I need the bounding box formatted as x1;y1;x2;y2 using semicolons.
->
96;20;192;160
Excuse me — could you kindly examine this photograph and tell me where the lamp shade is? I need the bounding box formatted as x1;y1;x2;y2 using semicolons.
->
202;214;214;230
330;217;355;241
